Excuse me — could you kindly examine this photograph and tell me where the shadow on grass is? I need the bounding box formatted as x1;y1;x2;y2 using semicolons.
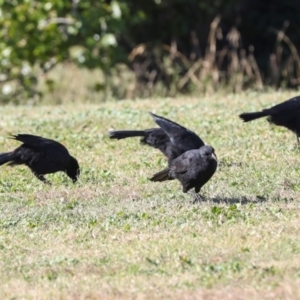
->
208;195;268;205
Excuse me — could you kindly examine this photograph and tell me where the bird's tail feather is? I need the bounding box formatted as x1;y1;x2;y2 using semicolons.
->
0;152;13;166
239;111;269;122
150;168;170;182
108;130;146;140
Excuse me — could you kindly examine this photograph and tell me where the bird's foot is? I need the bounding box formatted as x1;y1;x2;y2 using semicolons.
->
191;194;205;204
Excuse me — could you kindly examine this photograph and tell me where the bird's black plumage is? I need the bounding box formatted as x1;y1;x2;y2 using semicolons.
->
239;96;300;143
150;145;217;201
0;134;80;184
109;112;205;164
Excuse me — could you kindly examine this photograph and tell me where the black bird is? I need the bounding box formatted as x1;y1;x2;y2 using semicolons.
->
239;96;300;143
150;145;217;202
109;112;205;164
0;134;80;184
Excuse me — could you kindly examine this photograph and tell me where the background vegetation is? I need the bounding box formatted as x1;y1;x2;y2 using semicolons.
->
1;0;300;103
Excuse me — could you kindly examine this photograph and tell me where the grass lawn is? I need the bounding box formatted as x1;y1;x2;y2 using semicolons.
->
0;91;300;299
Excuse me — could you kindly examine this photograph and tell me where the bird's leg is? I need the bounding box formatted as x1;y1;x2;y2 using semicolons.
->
34;173;52;185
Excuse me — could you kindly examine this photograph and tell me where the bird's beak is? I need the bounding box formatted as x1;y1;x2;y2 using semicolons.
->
212;152;217;160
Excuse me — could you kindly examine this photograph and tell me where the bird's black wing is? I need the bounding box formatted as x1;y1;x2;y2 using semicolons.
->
149;112;205;148
171;150;201;174
11;134;70;164
11;134;62;148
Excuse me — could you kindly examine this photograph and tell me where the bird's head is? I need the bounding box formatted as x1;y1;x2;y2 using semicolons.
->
199;145;217;161
66;156;80;183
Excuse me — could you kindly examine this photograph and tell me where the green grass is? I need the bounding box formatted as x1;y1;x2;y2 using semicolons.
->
1;91;300;299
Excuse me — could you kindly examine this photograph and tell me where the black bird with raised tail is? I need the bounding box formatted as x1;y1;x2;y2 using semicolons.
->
109;112;205;164
239;96;300;143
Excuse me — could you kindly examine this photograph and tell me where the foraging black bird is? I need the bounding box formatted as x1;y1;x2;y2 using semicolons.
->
239;96;300;143
150;145;217;202
109;112;205;164
0;134;80;184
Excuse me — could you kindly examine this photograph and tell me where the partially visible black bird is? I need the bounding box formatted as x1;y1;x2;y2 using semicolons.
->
239;96;300;143
109;112;205;164
150;145;217;202
0;134;80;184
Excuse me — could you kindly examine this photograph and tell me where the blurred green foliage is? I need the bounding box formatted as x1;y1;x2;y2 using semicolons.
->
0;0;132;101
0;0;300;102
